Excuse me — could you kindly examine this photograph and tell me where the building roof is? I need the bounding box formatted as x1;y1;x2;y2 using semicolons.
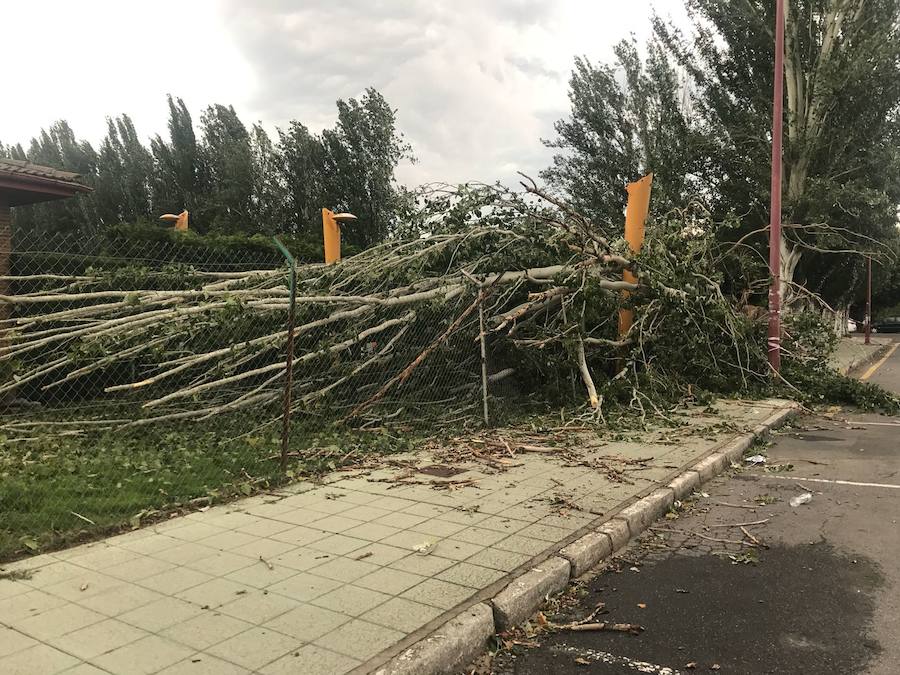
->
0;158;93;207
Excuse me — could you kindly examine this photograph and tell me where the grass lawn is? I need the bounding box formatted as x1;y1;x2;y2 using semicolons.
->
0;413;413;562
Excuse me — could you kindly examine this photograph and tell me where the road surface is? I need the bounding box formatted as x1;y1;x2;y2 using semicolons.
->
493;340;900;675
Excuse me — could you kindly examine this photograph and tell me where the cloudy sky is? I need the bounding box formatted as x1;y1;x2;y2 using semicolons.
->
2;0;686;186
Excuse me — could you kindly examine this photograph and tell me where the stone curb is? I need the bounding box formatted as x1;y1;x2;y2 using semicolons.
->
368;401;798;674
374;603;494;675
490;556;571;630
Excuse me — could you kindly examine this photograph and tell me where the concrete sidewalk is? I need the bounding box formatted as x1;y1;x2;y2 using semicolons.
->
830;335;893;375
0;399;791;675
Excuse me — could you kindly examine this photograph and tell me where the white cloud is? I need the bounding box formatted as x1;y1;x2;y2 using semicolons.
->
1;0;686;187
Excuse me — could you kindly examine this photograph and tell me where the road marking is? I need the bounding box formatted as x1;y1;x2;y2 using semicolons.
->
767;475;900;490
860;343;899;380
551;644;680;674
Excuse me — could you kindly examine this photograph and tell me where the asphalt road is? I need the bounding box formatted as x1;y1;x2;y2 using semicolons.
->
492;340;900;675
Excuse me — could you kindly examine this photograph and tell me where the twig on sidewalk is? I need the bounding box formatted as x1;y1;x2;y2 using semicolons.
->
553;621;643;634
706;518;770;528
650;526;755;547
740;526;762;546
710;500;760;510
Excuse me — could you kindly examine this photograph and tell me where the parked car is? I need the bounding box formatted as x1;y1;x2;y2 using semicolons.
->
847;318;858;333
874;316;900;333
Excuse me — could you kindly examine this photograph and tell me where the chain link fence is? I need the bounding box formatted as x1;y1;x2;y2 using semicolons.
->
1;231;552;560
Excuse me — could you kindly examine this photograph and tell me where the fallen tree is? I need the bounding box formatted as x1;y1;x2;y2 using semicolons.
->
1;179;895;435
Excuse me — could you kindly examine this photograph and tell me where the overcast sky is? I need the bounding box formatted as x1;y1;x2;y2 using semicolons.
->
2;0;686;187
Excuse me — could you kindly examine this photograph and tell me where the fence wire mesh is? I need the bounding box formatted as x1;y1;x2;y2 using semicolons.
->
1;232;550;560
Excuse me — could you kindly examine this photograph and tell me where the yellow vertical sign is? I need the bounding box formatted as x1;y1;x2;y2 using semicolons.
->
322;208;341;264
618;174;653;338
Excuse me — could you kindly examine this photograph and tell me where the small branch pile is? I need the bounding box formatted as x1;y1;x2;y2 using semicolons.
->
0;181;775;432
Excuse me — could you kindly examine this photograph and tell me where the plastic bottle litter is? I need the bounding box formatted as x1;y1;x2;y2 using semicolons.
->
745;454;767;465
790;493;813;507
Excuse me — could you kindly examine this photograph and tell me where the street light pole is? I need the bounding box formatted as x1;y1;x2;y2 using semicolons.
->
768;0;786;373
865;256;872;345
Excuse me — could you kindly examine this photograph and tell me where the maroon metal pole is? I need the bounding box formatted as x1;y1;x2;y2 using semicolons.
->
768;0;786;373
865;256;872;345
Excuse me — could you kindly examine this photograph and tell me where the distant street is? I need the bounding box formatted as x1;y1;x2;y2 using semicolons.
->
494;338;900;675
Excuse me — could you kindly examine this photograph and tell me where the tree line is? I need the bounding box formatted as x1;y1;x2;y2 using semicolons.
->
542;0;900;315
0;88;412;251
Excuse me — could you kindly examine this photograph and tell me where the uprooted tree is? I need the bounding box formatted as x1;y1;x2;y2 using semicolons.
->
0;179;895;439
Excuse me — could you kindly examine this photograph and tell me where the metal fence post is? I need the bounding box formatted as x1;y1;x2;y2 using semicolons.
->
273;238;297;472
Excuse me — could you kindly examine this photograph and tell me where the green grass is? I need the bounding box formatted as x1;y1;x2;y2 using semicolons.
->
0;414;415;562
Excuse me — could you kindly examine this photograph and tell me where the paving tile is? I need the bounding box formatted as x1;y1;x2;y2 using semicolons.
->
184;552;256;576
0;577;30;601
302;498;357;516
400;502;451;518
268;572;342;602
44;570;124;601
400;578;476;609
260;644;360;675
269;508;331;526
160;612;254;650
177;577;250;609
361;596;444;633
104;555;175;582
264;604;350;642
94;634;195;674
380;530;440;551
151;542;220;566
224;561;298;589
115;534;183;555
493;534;551;556
0;589;67;622
15;602;105;640
474;515;533;534
305;515;365;534
139;566;214;595
229;538;296;561
340;505;393;522
536;513;595;530
119;596;205;632
368;496;417;512
0;626;38;657
236;518;295;538
451;526;511;546
157;652;250;674
307;534;369;556
311;584;390;616
433;509;489;526
0;643;79;675
217;589;298;624
69;546;141;571
388;553;456;577
199;511;260;531
77;583;165;617
373;511;428;529
206;626;299;670
341;543;409;567
314;618;404;661
167;523;228;543
269;547;335;572
354;567;425;595
269;525;330;547
50;618;147;659
198;531;260;552
308;556;380;583
409;518;467;537
465;547;531;572
430;538;484;561
436;561;507;588
30;559;115;584
58;663;110;674
341;522;401;543
518;522;572;542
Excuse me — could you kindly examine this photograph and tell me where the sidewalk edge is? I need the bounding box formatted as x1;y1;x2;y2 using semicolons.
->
370;400;799;675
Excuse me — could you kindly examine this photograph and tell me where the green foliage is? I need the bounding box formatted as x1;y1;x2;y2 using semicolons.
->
6;89;412;254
